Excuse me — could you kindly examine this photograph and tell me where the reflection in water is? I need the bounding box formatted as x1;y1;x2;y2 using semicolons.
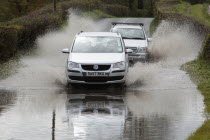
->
0;87;205;140
52;109;56;140
0;88;67;140
0;90;16;106
0;90;16;115
66;89;127;140
125;90;204;140
63;87;204;140
124;114;169;140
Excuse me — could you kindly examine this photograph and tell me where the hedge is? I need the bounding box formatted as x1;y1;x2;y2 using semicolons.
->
0;4;64;60
100;0;129;7
60;0;101;12
0;27;17;61
6;5;63;49
200;34;210;61
102;4;129;17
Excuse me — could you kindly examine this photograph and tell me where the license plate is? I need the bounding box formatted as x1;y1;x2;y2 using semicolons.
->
86;72;109;77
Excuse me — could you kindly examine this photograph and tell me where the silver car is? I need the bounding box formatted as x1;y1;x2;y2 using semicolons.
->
111;22;152;62
62;32;132;85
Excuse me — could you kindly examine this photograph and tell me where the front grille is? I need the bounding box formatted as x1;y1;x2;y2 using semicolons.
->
81;65;111;71
69;76;124;82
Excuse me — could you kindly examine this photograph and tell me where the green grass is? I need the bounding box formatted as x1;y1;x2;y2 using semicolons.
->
187;120;210;140
176;1;210;27
150;19;156;36
182;59;210;140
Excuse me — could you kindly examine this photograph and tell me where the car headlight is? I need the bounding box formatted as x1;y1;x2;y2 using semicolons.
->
138;47;147;53
113;62;125;69
68;62;79;69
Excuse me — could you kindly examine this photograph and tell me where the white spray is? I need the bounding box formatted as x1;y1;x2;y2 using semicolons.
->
0;13;106;88
126;21;203;88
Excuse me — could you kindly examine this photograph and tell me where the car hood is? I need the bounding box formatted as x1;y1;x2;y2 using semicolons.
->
69;53;124;64
124;39;147;48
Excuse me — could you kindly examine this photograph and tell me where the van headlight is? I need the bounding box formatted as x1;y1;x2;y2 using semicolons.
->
113;62;125;69
68;62;79;69
138;47;147;53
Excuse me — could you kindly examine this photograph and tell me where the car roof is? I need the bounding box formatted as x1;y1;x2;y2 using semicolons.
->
77;32;121;37
113;24;143;29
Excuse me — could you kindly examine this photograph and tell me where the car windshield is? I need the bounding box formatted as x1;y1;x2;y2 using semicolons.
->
112;28;145;39
72;37;123;53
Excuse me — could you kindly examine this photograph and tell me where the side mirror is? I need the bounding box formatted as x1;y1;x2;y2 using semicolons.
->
126;49;133;54
147;38;152;42
62;48;70;53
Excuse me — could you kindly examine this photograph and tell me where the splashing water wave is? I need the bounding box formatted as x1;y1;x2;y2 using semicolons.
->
126;21;203;88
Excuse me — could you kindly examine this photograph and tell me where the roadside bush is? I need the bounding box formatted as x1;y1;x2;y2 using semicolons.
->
200;34;210;61
102;4;129;17
127;8;152;17
64;0;101;11
136;9;153;17
59;2;73;19
0;1;73;61
82;10;115;18
182;0;210;4
0;27;17;61
5;5;63;49
100;0;129;7
59;0;104;20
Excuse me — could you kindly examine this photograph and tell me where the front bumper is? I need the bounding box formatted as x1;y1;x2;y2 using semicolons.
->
68;76;126;84
129;53;148;61
66;67;127;84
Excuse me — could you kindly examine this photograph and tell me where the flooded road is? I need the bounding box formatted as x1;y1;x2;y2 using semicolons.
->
0;15;206;140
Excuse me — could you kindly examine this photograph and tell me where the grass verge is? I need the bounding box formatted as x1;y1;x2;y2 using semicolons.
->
150;19;156;36
187;120;210;140
182;59;210;140
176;1;210;27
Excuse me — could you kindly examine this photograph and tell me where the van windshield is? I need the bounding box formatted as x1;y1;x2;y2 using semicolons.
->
72;37;123;53
112;28;145;39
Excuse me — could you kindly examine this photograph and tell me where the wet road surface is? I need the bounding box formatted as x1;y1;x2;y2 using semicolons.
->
0;16;205;140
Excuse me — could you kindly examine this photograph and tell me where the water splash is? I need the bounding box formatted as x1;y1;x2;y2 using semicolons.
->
0;12;104;89
126;21;203;87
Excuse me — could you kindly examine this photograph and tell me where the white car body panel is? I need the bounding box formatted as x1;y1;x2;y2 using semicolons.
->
69;53;125;64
